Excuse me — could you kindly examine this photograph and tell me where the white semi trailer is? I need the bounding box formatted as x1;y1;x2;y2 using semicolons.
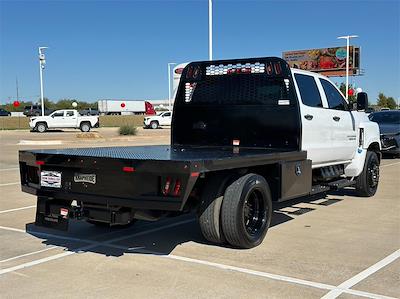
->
98;100;155;115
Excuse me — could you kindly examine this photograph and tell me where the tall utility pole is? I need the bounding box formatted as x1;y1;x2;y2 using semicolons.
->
38;47;48;116
16;77;19;102
337;35;358;100
167;62;176;111
209;0;213;60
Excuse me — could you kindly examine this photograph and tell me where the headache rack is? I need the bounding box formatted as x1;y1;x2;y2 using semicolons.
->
172;57;302;151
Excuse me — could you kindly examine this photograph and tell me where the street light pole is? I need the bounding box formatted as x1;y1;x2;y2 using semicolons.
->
168;62;176;111
209;0;213;60
337;35;358;100
38;47;48;116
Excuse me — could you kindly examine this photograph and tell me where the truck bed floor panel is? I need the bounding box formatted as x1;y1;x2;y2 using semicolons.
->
27;145;305;165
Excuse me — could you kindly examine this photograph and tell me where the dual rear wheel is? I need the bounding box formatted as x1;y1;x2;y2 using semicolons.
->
199;173;272;249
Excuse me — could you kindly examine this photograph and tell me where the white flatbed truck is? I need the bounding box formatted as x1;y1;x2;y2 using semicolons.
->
19;57;380;248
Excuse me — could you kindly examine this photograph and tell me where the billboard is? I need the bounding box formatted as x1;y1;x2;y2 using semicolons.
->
283;46;360;77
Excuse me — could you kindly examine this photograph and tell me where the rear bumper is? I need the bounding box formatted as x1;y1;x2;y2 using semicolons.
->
22;184;183;211
18;149;199;213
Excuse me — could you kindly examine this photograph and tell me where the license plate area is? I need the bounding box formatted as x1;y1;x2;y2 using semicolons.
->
40;171;62;188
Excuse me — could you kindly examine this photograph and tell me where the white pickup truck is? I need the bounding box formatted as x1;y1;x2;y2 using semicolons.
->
143;111;172;129
30;109;99;133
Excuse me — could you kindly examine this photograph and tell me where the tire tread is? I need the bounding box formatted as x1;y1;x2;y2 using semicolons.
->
221;173;271;249
198;174;229;244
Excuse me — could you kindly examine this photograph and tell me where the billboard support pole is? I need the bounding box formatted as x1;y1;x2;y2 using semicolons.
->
338;35;358;100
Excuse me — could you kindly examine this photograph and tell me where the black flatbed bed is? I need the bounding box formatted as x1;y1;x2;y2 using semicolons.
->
24;145;306;172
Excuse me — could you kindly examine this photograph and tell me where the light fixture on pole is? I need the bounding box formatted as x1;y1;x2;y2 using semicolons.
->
209;0;213;60
38;46;48;116
337;35;358;100
167;62;176;111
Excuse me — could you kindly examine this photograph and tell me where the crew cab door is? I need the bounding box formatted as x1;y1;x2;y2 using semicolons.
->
293;72;332;165
62;110;78;127
160;112;172;126
48;111;65;128
318;78;357;161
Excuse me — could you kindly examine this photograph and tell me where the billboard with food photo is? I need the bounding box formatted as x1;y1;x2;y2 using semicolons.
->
283;46;360;76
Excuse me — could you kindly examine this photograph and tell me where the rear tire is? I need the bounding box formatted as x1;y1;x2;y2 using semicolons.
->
150;121;159;129
221;173;272;249
198;174;230;244
36;123;47;133
80;122;91;132
355;151;380;197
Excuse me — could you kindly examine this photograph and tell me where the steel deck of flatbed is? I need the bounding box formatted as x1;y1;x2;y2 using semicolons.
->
26;145;306;171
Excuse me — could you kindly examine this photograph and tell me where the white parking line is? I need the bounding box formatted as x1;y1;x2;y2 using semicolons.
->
0;182;19;187
0;226;26;233
321;249;400;299
0;218;194;275
0;167;19;172
0;223;396;299
0;246;58;263
18;140;63;145
381;161;400;168
0;205;36;214
167;253;336;290
162;254;396;299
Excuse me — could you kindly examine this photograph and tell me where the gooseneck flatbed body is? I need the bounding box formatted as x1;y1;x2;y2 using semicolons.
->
19;57;381;248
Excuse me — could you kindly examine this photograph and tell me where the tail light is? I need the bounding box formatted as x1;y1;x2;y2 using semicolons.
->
173;179;181;196
161;177;182;197
122;166;135;172
162;177;172;195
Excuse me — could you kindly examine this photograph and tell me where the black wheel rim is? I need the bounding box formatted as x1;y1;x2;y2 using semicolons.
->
367;157;379;189
243;189;267;236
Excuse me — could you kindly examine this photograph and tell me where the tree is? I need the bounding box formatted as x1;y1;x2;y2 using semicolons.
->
338;83;356;105
0;100;32;112
377;92;396;109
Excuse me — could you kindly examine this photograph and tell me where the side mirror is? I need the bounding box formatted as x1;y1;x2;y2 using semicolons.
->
357;92;368;111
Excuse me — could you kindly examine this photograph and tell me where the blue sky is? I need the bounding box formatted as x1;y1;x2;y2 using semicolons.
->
0;0;399;104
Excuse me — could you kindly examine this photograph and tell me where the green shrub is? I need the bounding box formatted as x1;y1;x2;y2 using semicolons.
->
119;124;137;135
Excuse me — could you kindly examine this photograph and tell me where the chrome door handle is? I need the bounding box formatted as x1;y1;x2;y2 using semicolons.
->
304;114;313;120
333;116;340;122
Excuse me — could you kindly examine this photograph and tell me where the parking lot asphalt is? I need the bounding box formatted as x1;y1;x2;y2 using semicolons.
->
0;128;399;299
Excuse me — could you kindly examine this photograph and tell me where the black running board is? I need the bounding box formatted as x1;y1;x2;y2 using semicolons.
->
311;178;356;195
324;179;356;190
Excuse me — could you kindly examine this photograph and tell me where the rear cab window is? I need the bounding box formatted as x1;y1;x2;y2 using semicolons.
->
320;79;348;110
53;111;64;117
294;74;323;108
